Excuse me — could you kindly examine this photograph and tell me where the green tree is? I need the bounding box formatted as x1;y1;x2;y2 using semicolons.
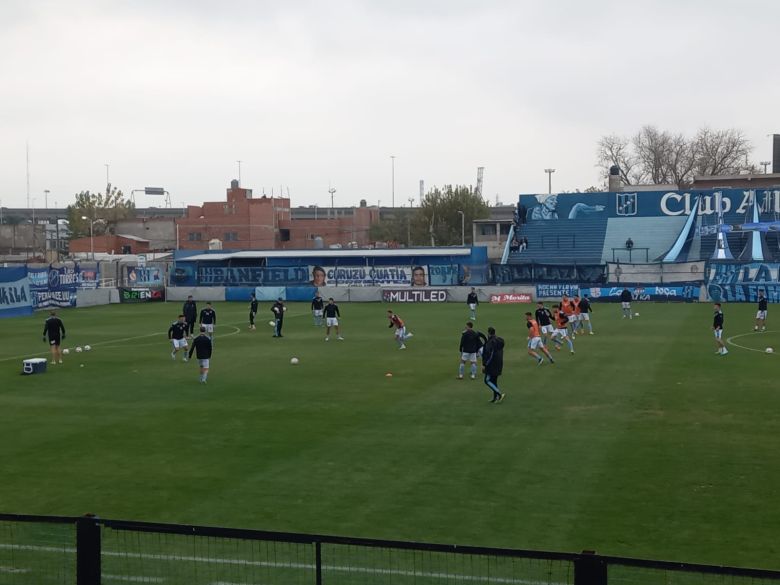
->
66;184;135;239
413;185;489;246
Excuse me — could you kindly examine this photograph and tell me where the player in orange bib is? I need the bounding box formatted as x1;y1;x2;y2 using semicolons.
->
525;312;555;365
551;305;575;354
561;295;577;339
387;309;413;349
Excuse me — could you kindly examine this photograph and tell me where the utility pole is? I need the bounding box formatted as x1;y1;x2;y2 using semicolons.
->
544;168;556;194
390;155;396;208
760;161;771;174
26;142;30;208
44;189;50;209
105;163;110;186
328;185;336;213
237;160;242;185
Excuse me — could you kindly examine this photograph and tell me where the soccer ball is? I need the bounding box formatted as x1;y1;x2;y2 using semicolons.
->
283;306;287;312
290;357;299;365
269;321;276;327
84;345;91;352
634;313;640;317
766;347;774;354
75;346;83;353
62;348;70;355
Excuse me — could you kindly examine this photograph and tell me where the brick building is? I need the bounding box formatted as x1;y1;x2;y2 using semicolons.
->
69;234;151;255
175;180;380;250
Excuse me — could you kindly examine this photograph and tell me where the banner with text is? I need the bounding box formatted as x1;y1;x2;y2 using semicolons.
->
127;266;164;287
381;289;448;303
315;265;426;287
197;266;308;286
706;262;780;285
492;264;605;285
28;265;100;309
119;287;166;303
490;293;532;303
535;284;580;298
707;284;780;303
580;285;700;302
0;267;33;318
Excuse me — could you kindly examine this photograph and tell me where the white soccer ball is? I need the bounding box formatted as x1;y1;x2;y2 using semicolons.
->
62;348;70;355
290;357;299;365
269;321;276;327
766;347;774;354
75;346;83;353
84;345;91;352
283;306;287;312
634;312;640;317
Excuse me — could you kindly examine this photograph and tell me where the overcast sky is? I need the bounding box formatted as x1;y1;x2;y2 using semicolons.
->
1;0;778;210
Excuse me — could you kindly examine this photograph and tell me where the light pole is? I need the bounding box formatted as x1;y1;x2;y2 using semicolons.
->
81;215;103;260
390;155;396;208
31;198;36;257
237;160;242;185
105;164;110;186
328;186;336;212
544;168;556;194
457;210;465;246
760;161;771;174
44;189;50;209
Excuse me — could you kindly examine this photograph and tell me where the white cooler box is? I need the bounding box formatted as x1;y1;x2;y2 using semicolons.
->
22;358;48;375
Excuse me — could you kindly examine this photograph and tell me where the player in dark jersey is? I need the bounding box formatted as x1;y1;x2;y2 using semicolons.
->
535;302;554;344
713;303;727;356
168;314;189;361
578;295;594;335
311;291;325;326
387;310;412;349
199;302;217;340
466;288;479;320
620;288;633;319
482;327;505;403
182;295;197;338
249;293;258;330
323;298;344;341
458;322;485;379
755;290;768;332
271;298;286;337
188;326;213;384
42;310;66;365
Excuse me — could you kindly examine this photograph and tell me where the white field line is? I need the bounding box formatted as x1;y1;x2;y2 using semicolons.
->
726;330;778;355
104;574;164;583
0;322;247;363
0;565;30;573
0;543;565;585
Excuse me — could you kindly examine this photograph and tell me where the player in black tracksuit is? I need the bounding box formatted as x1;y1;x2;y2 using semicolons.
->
272;299;285;337
199;303;217;340
168;315;189;361
458;322;485;379
755;291;768;332
311;292;325;327
713;303;727;356
183;296;198;337
323;299;343;341
42;311;66;364
620;288;632;319
188;327;213;384
482;327;505;403
467;288;479;320
249;294;258;330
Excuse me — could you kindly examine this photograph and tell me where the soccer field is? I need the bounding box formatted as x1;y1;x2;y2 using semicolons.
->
0;300;778;570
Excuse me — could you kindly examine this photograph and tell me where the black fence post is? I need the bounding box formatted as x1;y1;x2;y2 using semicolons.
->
574;551;607;585
315;541;323;585
76;515;101;585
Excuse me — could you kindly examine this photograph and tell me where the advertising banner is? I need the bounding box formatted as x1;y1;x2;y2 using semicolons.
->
197;266;308;286
428;264;459;286
127;265;164;287
313;265;425;287
536;284;580;298
706;262;780;285
493;264;605;285
490;293;532;303
28;265;100;309
119;287;166;303
381;289;448;303
580;285;700;302
0;267;33;318
707;284;780;303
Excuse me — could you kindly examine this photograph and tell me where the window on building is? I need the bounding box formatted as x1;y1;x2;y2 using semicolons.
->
188;232;202;241
280;229;290;242
499;224;511;235
224;232;239;241
479;224;497;236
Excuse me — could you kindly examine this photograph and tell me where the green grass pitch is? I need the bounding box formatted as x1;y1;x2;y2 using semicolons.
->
0;300;778;570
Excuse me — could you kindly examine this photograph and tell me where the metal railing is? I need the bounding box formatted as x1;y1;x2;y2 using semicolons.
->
610;247;650;263
1;513;779;585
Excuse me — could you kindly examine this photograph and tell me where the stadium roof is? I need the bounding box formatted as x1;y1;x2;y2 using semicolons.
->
182;248;472;262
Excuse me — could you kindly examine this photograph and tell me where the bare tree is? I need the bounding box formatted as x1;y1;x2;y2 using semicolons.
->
597;126;754;187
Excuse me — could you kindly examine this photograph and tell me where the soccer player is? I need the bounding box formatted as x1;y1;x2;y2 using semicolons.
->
620;288;632;319
168;314;189;361
42;310;66;365
249;293;258;330
713;302;728;356
561;295;577;339
387;309;412;349
535;302;554;344
482;326;505;403
188;326;213;384
466;288;479;320
755;290;767;332
324;298;344;341
199;302;217;340
271;298;285;337
525;312;554;365
311;291;325;326
578;294;594;335
551;304;575;354
570;295;582;335
458;322;484;380
183;295;198;338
